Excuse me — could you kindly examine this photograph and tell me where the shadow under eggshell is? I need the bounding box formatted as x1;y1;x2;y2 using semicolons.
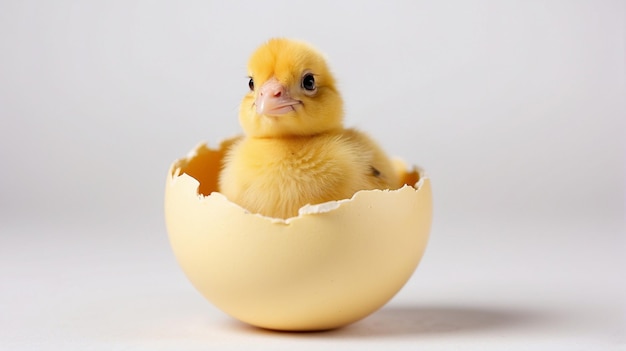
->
164;141;432;331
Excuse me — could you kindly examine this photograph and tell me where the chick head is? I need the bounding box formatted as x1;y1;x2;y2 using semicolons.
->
239;38;344;138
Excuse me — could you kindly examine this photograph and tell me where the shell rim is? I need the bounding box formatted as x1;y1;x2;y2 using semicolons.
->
168;141;429;224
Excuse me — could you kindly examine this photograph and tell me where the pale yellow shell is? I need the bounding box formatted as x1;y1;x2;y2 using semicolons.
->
164;141;432;331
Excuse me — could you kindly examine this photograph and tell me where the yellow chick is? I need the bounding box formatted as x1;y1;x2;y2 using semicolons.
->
219;38;400;219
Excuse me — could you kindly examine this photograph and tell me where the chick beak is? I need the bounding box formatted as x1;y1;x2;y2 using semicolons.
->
256;78;301;116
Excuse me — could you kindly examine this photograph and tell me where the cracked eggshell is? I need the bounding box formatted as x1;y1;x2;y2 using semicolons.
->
164;141;432;331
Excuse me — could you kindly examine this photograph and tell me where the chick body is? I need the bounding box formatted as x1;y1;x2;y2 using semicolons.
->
219;38;399;219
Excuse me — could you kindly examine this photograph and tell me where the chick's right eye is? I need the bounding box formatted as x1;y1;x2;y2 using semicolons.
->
248;78;254;91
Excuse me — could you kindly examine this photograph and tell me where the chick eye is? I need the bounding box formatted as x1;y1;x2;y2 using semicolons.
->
248;78;254;91
301;73;316;92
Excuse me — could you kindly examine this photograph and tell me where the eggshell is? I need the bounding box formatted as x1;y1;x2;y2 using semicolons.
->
164;141;432;331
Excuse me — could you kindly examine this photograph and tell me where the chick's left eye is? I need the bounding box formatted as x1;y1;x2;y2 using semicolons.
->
302;74;316;91
248;78;254;91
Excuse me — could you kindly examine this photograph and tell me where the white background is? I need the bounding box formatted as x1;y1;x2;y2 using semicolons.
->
1;0;624;350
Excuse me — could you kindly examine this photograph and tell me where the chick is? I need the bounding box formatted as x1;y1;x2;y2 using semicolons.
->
219;38;400;219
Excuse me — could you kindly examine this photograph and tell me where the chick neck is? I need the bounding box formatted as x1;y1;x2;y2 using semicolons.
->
248;126;343;141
